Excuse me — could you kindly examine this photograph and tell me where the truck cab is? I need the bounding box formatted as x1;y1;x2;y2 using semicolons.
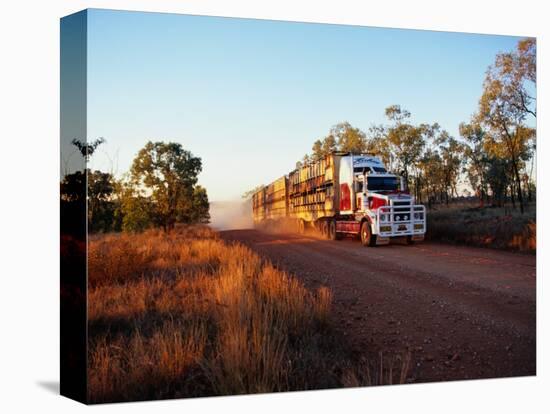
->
338;154;426;246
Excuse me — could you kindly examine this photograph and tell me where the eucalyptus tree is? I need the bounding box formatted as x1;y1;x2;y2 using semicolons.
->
128;141;208;230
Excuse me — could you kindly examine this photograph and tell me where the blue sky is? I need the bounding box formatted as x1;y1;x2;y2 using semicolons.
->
86;9;524;201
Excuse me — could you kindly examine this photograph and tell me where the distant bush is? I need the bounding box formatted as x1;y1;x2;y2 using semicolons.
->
426;204;535;253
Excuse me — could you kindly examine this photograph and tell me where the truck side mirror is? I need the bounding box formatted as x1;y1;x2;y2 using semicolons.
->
400;176;406;191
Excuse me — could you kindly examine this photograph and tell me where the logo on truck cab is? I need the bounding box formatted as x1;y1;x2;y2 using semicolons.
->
353;157;383;167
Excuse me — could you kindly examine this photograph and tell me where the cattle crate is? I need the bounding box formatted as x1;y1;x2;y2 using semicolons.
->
252;186;266;225
265;176;289;220
288;153;342;222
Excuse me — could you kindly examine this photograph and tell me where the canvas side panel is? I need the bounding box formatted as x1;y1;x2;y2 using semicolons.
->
60;9;88;404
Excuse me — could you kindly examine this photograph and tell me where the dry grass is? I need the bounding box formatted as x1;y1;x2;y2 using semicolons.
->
88;225;397;403
426;203;536;253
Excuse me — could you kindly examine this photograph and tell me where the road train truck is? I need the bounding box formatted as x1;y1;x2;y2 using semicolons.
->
252;152;426;246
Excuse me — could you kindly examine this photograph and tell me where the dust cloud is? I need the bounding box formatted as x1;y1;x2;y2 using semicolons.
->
209;199;253;230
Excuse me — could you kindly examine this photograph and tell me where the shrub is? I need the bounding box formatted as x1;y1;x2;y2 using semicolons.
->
426;204;536;253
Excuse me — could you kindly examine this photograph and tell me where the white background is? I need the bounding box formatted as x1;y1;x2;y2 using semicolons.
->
0;0;547;412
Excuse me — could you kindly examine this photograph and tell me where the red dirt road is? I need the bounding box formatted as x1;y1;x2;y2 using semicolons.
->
221;229;536;383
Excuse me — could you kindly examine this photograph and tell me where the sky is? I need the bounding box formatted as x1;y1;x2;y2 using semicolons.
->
84;9;525;201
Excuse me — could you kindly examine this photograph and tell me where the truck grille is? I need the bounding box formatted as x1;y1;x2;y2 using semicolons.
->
392;201;411;221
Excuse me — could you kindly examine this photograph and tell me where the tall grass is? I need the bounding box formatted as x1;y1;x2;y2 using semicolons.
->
88;226;397;403
426;204;536;253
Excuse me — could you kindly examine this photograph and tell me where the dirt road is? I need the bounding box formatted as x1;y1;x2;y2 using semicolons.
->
221;229;536;383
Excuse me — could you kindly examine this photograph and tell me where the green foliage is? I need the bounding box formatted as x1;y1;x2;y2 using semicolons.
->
119;184;153;233
331;122;367;153
61;170;86;202
302;122;366;166
383;106;431;184
485;157;510;205
60;170;87;236
88;169;119;233
491;38;536;119
366;125;391;166
61;168;120;233
384;105;411;123
436;132;465;202
128;141;208;230
190;185;210;224
475;38;536;213
460;122;488;198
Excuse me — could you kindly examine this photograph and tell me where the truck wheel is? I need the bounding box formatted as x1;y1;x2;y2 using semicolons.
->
320;221;328;238
328;220;337;240
360;221;377;247
298;219;305;234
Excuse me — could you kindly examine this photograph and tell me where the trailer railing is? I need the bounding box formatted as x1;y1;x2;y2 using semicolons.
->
375;204;426;237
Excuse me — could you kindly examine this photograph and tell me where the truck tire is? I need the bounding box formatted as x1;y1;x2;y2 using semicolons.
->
328;220;337;241
320;220;328;238
360;221;377;247
298;219;305;234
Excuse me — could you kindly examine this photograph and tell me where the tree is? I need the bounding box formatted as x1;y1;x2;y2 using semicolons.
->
477;70;534;213
418;149;444;206
321;134;337;155
88;169;118;232
366;125;391;168
190;186;210;224
485;157;510;207
474;38;537;213
303;122;367;165
119;182;153;232
61;170;86;203
330;122;367;153
71;137;105;161
460;122;490;205
384;105;411;123
492;38;536;119
294;154;310;169
129;141;207;230
435;131;464;204
311;135;338;161
61;137;119;233
383;106;429;189
311;139;324;161
62;138;107;202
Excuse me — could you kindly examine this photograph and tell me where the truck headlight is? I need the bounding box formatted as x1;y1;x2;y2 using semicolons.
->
414;224;423;230
380;225;392;232
414;212;423;220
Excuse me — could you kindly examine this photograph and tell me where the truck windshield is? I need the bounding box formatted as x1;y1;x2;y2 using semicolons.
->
367;176;399;192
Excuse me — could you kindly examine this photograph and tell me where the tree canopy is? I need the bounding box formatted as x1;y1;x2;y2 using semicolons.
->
128;141;208;231
475;38;536;212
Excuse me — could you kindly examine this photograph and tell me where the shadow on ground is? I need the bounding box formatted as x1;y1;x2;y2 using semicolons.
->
36;381;59;395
